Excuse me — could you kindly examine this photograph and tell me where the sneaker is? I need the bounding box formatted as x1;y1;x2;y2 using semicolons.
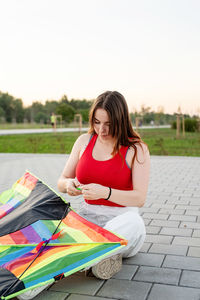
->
17;283;50;300
92;254;122;280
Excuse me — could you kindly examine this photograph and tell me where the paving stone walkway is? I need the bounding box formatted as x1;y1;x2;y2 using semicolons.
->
0;154;200;300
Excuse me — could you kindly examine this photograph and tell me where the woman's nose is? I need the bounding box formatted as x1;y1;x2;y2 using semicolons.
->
99;124;105;132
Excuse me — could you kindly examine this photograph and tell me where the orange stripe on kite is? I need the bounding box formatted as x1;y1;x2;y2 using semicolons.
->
0;234;15;245
63;212;110;243
12;246;71;277
65;211;123;243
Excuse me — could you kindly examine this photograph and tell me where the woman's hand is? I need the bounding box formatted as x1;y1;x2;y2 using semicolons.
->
81;183;109;200
66;178;82;196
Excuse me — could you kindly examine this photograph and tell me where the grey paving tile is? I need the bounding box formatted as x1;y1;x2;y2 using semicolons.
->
139;242;151;253
149;220;180;228
97;279;151;300
188;247;200;258
163;255;200;271
180;222;200;229
176;205;200;210
143;218;151;225
152;204;175;209
148;283;200;300
112;264;138;280
185;210;200;216
169;215;196;222
172;236;200;247
180;270;200;288
142;213;169;220
159;208;185;215
149;244;188;255
146;226;161;234
160;227;192;237
123;253;164;267
139;207;159;214
192;230;200;238
166;199;190;205
33;290;68;300
133;266;181;285
145;234;173;244
181;193;194;197
49;274;104;295
190;199;200;205
67;294;115;300
148;199;166;204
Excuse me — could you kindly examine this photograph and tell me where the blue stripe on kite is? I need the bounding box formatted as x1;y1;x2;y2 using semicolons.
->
31;221;52;240
25;244;120;288
21;226;42;243
7;197;19;207
0;246;34;266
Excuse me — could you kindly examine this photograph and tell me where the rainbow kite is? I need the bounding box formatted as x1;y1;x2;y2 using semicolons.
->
0;172;127;299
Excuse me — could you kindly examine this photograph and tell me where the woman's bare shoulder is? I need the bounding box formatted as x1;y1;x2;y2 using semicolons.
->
126;142;149;165
74;133;92;152
76;133;91;143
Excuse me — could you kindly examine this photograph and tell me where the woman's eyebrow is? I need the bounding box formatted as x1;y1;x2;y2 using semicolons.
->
94;117;110;123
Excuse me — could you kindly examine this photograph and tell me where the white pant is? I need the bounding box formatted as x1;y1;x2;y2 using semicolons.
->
78;202;146;258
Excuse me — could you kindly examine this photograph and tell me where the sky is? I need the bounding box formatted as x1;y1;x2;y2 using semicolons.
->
0;0;200;115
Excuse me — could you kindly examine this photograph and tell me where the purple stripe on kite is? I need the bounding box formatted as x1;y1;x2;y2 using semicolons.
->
21;226;42;243
5;207;14;215
1;203;12;211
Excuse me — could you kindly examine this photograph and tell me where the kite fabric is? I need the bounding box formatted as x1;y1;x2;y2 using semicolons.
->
0;172;127;299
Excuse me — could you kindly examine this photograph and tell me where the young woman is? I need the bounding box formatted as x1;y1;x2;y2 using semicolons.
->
58;91;150;279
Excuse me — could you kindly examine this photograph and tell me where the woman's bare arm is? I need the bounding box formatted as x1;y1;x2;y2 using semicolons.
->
57;133;90;195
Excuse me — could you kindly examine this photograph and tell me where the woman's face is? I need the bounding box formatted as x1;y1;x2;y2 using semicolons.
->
93;108;111;139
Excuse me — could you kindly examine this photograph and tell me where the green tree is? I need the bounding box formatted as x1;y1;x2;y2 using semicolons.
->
78;108;90;123
60;95;69;104
0;92;15;122
56;103;75;123
31;102;45;122
0;106;5;122
44;100;58;115
70;99;93;110
13;99;24;122
24;107;32;122
34;112;48;124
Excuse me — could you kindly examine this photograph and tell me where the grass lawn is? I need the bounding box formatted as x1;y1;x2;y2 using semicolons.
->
138;128;200;156
0;128;199;156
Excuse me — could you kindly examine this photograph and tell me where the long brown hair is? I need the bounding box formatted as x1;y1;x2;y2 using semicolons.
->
89;91;145;166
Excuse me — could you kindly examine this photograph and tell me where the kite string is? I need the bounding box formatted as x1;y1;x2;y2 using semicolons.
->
1;203;70;299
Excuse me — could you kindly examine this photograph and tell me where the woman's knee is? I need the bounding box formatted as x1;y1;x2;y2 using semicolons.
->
104;211;146;239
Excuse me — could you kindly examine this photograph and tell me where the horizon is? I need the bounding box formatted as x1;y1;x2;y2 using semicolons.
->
0;0;200;116
1;89;198;116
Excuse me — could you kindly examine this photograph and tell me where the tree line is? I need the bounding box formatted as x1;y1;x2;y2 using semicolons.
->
0;91;198;126
0;91;93;124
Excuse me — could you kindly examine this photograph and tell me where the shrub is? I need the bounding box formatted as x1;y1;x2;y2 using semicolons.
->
184;119;198;132
171;118;198;132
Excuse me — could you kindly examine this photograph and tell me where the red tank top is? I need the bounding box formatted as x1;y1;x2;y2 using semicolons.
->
76;134;133;207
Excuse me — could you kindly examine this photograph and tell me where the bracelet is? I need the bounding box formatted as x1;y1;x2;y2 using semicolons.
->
105;187;112;200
